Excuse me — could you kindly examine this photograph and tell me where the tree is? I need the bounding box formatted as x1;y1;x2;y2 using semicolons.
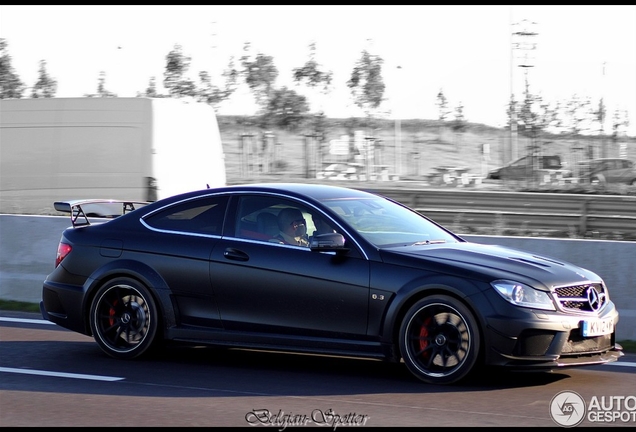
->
346;49;385;117
84;71;116;97
292;42;333;114
436;89;450;121
506;94;518;129
263;86;310;130
611;109;630;139
517;80;542;139
559;94;593;136
195;56;239;108
239;42;279;111
163;44;197;98
592;97;607;136
0;38;25;98
451;102;467;132
138;76;162;98
31;60;57;98
97;71;116;97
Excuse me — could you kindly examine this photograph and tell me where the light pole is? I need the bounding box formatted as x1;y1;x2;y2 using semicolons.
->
511;18;538;163
394;65;402;178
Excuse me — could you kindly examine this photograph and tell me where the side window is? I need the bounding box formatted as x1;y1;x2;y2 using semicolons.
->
144;195;229;235
235;195;315;244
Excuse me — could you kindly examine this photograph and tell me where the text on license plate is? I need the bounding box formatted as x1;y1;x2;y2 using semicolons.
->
581;318;614;337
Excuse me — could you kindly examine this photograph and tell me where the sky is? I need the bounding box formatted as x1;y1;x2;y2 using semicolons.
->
1;5;635;135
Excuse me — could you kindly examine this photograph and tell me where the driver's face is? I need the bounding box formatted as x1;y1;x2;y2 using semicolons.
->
291;219;306;237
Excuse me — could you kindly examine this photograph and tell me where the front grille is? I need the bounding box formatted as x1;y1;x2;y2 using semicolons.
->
513;329;556;356
561;328;613;354
553;283;608;313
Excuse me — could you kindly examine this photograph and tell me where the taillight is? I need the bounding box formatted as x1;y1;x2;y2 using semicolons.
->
55;242;72;268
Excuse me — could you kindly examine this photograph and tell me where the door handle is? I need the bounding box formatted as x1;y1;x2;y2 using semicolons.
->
223;248;249;261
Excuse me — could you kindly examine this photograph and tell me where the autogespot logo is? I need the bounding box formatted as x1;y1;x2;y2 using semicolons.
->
550;390;586;427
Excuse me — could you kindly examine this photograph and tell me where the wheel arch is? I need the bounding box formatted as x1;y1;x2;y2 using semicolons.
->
382;279;487;363
82;259;177;337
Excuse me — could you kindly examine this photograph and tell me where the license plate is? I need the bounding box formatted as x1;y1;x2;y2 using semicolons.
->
581;318;614;337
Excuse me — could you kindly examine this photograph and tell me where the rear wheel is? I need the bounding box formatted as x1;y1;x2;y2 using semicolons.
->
89;277;159;359
399;295;480;385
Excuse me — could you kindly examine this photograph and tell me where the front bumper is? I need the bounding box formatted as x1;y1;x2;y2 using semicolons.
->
483;298;622;369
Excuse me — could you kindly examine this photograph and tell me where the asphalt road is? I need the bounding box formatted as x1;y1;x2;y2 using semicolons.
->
1;310;635;427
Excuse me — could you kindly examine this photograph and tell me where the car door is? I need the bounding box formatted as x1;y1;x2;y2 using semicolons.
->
209;194;371;338
141;194;229;328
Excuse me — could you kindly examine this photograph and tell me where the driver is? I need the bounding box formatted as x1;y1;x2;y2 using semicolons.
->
272;208;309;247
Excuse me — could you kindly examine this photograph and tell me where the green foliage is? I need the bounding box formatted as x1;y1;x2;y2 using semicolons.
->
240;43;279;110
436;89;450;121
163;44;197;98
0;300;40;313
347;50;385;117
0;38;25;98
140;76;161;98
262;86;310;130
88;71;116;98
31;60;57;98
292;42;333;94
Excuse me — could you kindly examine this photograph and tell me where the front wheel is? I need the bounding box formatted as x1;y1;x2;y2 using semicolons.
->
89;277;159;359
399;295;480;385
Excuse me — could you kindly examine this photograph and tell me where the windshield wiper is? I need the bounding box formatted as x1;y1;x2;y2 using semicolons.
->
411;239;447;246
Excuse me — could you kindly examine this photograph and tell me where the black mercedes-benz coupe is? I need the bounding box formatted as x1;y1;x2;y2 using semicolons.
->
41;183;622;384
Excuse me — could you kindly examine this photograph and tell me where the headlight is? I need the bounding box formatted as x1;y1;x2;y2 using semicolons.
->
491;280;555;311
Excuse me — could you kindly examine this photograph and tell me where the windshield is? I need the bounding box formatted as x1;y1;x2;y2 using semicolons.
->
321;197;460;247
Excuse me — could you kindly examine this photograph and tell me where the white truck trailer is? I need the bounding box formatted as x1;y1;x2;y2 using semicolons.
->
0;97;226;215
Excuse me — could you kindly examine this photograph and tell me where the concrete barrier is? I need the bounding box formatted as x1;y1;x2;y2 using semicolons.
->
1;214;634;341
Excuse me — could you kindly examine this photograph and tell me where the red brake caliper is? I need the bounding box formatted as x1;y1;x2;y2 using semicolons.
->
419;317;432;360
109;300;118;326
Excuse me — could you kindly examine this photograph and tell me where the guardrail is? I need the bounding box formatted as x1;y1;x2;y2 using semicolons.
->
360;187;636;237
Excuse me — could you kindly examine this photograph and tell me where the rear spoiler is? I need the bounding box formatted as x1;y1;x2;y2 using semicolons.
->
54;199;150;228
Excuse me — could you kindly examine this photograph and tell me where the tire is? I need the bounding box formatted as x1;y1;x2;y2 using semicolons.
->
89;277;159;360
399;295;480;385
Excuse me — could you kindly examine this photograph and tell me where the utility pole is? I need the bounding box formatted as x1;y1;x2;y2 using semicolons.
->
511;18;538;162
600;61;607;158
395;65;403;178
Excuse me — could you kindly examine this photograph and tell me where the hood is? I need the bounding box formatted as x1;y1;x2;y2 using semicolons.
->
380;241;600;291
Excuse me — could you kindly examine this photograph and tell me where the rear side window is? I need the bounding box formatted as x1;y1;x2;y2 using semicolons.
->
144;195;229;235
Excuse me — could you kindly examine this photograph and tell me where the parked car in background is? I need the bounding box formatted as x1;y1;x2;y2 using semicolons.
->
41;183;622;385
576;158;636;185
487;155;571;181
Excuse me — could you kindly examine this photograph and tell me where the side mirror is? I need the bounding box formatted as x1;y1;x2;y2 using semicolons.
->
310;233;347;252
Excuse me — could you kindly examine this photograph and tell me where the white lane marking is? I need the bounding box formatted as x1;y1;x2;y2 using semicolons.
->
605;361;636;367
0;317;55;325
0;367;124;381
2;317;635;370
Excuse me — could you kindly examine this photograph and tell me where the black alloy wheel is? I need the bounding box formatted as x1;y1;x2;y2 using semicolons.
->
399;295;480;385
89;277;159;359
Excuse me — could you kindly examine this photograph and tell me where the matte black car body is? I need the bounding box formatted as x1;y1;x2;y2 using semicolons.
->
41;183;622;384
